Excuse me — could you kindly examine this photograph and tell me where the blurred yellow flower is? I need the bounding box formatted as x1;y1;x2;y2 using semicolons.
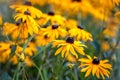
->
69;25;93;42
24;56;34;67
35;34;53;46
37;11;66;27
79;55;112;79
40;24;67;40
52;37;86;58
66;54;78;63
101;41;110;51
65;19;78;29
103;18;118;38
3;22;28;39
0;42;11;63
10;42;36;66
10;1;43;18
0;15;2;25
14;11;40;35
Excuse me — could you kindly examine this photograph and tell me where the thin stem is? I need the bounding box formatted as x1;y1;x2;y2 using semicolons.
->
12;62;22;80
33;63;44;80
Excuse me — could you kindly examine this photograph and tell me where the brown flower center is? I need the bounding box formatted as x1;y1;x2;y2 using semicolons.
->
77;25;83;29
48;11;55;16
92;58;100;64
16;22;20;26
66;37;74;43
24;11;30;15
52;24;59;29
44;35;48;39
24;1;32;6
10;45;12;49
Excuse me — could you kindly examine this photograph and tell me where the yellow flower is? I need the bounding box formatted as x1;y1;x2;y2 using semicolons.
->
0;15;2;25
24;42;37;56
35;34;54;46
52;37;86;58
10;1;42;18
3;22;28;39
65;19;78;29
103;18;118;38
24;56;34;67
36;12;66;27
15;42;37;57
69;25;93;42
0;42;11;63
66;54;78;63
101;41;110;51
14;11;40;35
40;24;67;40
10;42;36;66
79;55;112;79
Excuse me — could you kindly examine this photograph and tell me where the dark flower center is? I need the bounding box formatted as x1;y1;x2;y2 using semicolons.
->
77;25;83;29
92;58;100;64
16;22;20;26
24;1;32;6
72;0;82;2
16;21;21;26
24;11;30;15
66;37;74;43
27;45;30;47
48;11;55;16
10;45;12;49
44;35;48;39
52;24;59;29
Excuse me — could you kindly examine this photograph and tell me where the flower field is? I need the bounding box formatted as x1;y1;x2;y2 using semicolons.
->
0;0;120;80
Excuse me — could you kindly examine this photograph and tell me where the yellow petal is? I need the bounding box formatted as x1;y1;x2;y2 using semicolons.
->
69;45;78;58
55;47;63;55
85;66;92;77
92;65;97;76
81;66;89;72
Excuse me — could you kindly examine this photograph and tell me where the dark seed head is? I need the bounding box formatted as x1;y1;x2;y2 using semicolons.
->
52;24;59;29
66;37;74;43
48;11;55;16
16;22;21;26
24;1;32;6
24;11;30;15
27;45;30;47
77;25;83;29
92;58;100;64
44;35;48;39
10;45;12;49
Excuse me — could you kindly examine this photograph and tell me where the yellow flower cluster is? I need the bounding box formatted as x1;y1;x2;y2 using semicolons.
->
30;0;120;20
0;1;115;79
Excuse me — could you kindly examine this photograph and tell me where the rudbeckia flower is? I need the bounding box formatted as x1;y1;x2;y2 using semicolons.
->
79;55;112;79
36;11;66;27
66;54;78;63
3;22;28;39
40;24;67;40
35;34;54;46
69;25;93;42
65;19;78;29
0;42;11;63
0;15;2;25
52;37;86;59
14;11;40;35
10;42;36;66
10;1;42;18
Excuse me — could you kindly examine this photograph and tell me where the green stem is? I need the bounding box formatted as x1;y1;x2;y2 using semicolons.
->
33;63;44;80
13;62;22;80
